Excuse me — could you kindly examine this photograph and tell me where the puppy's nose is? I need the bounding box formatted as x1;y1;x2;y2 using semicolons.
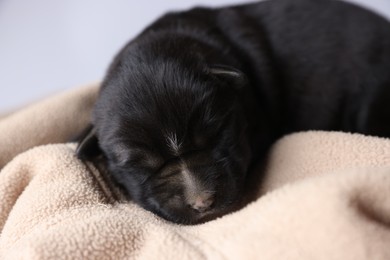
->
189;194;214;212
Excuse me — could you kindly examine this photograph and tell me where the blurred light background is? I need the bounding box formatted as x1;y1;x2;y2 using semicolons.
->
0;0;389;112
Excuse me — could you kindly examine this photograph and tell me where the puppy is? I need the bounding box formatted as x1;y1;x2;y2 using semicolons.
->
77;0;390;224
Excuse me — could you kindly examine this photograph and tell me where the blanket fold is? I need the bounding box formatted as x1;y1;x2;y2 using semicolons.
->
0;84;99;168
1;84;390;259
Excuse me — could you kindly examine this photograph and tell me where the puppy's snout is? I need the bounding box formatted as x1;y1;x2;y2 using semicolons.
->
188;194;214;212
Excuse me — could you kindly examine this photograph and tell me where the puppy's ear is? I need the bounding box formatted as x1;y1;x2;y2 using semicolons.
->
76;125;102;161
209;64;247;88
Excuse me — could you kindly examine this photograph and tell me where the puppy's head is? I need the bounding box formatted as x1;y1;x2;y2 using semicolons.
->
78;50;252;224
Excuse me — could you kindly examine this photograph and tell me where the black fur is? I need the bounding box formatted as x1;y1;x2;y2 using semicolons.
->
77;0;390;224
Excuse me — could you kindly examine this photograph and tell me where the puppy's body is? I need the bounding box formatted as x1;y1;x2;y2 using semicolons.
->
78;0;390;224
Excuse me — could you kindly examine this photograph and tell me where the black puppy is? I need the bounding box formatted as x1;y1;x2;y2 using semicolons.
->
77;0;390;224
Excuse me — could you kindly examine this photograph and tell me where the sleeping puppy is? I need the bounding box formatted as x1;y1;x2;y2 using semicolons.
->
77;0;390;224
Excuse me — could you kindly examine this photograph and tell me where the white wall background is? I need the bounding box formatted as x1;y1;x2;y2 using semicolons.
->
0;0;389;112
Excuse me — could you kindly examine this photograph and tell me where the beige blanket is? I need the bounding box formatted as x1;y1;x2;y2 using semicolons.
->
1;84;390;259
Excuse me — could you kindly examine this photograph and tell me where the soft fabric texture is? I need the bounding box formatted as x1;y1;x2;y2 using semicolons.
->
1;84;390;259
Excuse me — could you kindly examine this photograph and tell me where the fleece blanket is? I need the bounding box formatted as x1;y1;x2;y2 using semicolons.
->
1;83;390;260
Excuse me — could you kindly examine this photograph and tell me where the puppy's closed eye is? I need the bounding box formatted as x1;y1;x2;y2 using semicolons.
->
110;145;164;170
